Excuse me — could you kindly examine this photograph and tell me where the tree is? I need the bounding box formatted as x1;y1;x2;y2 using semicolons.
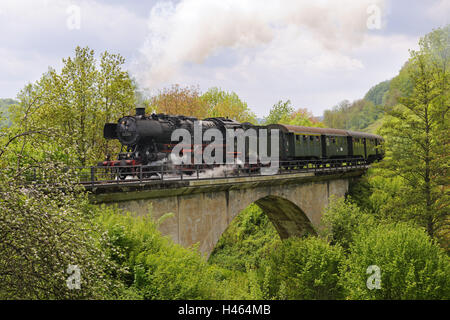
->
323;100;351;129
289;108;324;127
0;99;17;128
264;100;323;127
150;85;258;123
259;237;345;300
263;100;294;125
201;87;257;123
96;206;225;299
10;46;137;166
323;98;383;131
364;80;391;106
0;164;125;299
149;84;209;119
341;223;450;300
320;196;375;251
0;120;128;299
382;61;415;108
378;26;449;242
208;204;280;272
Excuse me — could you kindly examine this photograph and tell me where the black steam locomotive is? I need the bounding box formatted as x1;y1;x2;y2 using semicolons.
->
100;107;383;172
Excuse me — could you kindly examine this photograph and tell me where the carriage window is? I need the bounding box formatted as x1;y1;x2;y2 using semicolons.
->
303;135;307;141
310;136;314;141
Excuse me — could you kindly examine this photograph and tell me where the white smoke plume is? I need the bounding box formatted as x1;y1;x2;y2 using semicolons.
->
137;0;386;88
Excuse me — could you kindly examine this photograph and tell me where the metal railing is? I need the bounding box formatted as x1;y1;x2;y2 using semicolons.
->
59;158;368;187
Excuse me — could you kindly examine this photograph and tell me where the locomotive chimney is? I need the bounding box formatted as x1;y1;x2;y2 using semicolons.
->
136;107;145;116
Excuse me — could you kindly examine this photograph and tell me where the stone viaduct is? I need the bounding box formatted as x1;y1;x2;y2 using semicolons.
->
89;170;364;257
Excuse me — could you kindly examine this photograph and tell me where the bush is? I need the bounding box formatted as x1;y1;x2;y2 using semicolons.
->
96;206;224;299
208;204;280;272
0;167;123;299
321;196;375;251
341;223;450;299
259;237;345;300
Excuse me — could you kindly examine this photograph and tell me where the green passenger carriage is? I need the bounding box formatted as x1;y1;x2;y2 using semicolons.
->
267;124;383;162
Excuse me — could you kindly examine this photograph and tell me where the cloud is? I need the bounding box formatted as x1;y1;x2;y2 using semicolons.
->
136;0;387;89
0;0;435;117
427;0;450;25
156;30;418;117
0;0;147;97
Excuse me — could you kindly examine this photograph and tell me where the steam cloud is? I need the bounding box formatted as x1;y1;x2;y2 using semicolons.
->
136;0;386;89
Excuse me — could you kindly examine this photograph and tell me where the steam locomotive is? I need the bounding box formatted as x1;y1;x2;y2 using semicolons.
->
100;107;383;173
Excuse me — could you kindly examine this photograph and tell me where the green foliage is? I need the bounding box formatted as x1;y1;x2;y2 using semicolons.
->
208;204;280;272
264;100;323;127
341;223;450;300
259;237;345;300
382;62;415;107
350;168;423;225
95;206;263;300
96;206;212;299
0;98;17;127
8;46;137;166
264;100;295;125
364;80;391;106
321;196;376;251
323;99;384;132
149;85;257;123
0;165;124;299
378;25;449;241
201;87;257;123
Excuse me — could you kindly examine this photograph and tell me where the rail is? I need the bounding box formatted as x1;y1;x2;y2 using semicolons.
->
41;158;369;188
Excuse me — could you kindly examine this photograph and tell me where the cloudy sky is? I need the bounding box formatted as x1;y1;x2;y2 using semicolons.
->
0;0;448;117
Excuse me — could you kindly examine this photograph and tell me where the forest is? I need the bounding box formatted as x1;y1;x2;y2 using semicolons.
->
0;26;448;300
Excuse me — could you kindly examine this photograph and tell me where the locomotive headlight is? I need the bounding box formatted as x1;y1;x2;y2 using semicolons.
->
116;116;164;146
117;116;139;145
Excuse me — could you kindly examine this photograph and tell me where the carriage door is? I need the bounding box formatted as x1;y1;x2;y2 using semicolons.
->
321;135;327;158
347;136;353;158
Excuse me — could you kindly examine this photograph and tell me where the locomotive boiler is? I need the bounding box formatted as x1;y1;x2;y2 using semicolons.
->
101;108;246;167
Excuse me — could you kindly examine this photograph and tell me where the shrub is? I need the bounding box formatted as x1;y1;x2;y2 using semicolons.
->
208;204;280;271
260;237;345;300
96;206;221;299
0;168;123;299
321;196;375;251
341;223;450;299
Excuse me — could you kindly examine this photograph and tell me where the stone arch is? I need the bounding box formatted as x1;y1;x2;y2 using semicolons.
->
208;194;317;258
255;195;316;239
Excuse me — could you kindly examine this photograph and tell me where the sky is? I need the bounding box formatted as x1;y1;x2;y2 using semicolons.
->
0;0;448;117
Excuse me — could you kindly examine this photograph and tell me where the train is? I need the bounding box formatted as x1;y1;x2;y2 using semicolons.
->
100;107;384;174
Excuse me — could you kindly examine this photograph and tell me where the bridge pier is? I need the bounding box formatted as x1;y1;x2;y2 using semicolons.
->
91;171;361;257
